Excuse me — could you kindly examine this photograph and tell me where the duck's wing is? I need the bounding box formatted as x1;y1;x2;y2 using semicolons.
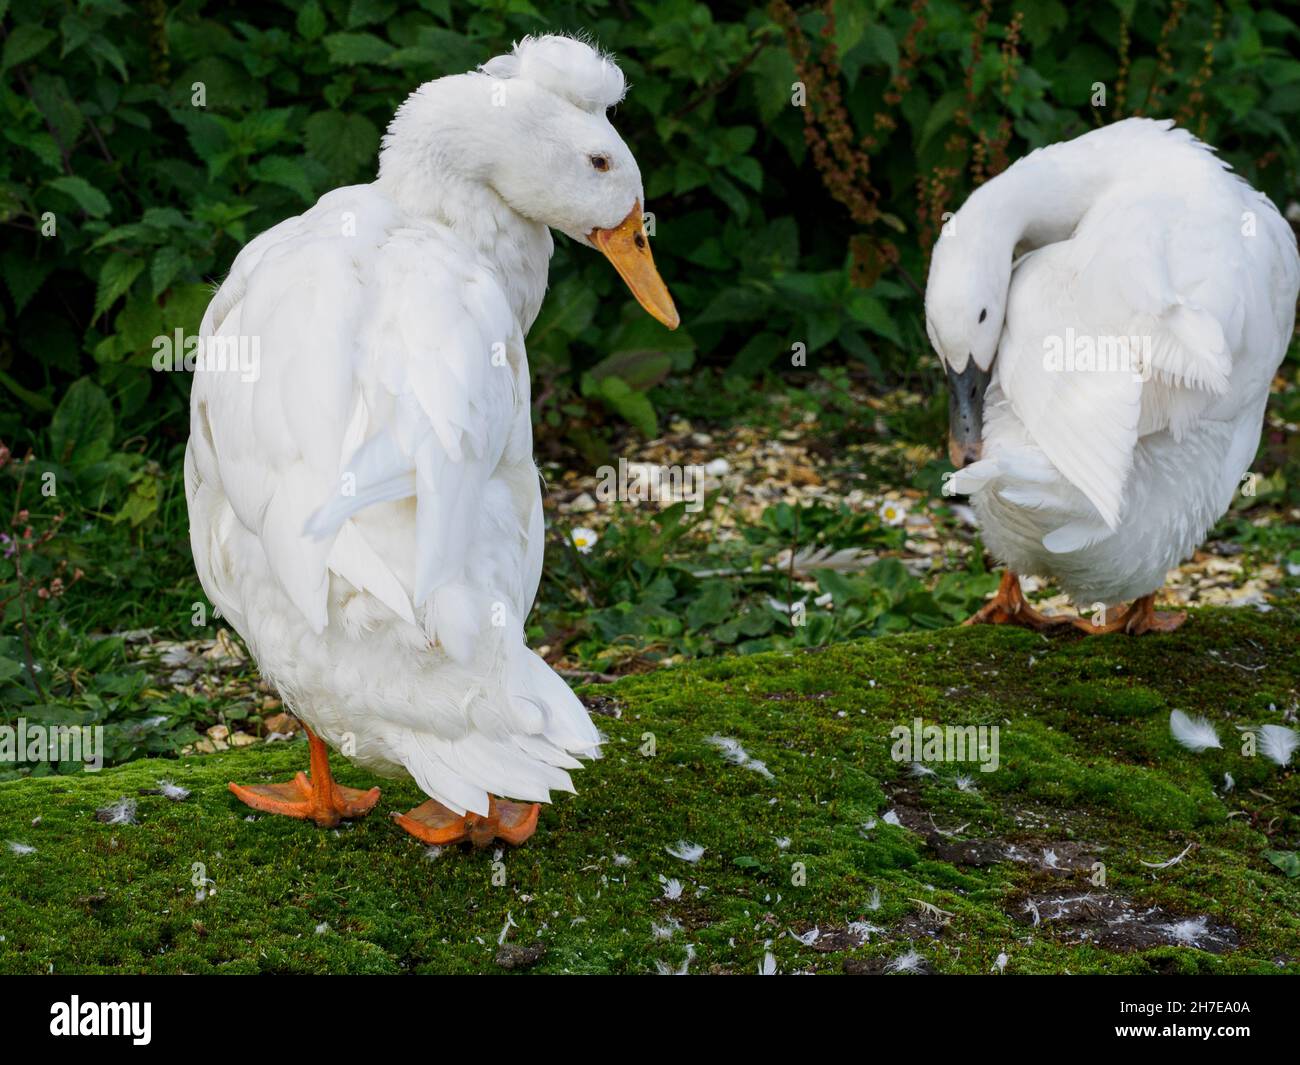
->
994;200;1240;532
188;187;531;640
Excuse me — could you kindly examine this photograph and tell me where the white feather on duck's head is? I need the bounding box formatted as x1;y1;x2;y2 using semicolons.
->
479;34;627;114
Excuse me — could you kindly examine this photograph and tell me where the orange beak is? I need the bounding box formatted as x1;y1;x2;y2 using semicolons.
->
589;201;679;330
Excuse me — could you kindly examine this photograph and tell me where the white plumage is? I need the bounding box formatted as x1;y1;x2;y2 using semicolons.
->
929;118;1298;614
185;35;674;823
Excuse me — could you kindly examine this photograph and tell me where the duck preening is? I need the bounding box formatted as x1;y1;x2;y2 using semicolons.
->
185;35;677;846
927;117;1299;635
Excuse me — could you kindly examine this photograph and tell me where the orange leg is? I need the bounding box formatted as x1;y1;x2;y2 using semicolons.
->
229;727;380;828
1071;592;1187;635
964;570;1075;632
392;796;540;848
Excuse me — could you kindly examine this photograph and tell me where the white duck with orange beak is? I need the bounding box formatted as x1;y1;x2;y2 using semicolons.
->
185;35;677;846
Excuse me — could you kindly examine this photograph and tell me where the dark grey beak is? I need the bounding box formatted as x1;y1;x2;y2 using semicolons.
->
945;360;992;469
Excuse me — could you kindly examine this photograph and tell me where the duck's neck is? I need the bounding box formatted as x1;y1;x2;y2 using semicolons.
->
375;76;553;331
963;142;1117;256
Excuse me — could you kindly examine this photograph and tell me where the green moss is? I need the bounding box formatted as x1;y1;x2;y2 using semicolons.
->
1;606;1297;974
1057;681;1167;719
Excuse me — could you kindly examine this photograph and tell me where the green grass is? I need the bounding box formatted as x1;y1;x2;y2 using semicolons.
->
1;607;1297;974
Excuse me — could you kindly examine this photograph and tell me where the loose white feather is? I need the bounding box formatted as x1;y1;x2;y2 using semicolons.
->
1140;842;1195;869
665;841;705;864
1257;724;1299;767
707;734;774;780
1169;709;1221;753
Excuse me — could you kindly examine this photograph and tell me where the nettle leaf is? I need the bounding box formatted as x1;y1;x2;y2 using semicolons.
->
46;175;111;217
59;13;92;57
112;289;165;360
86;35;128;80
49;377;114;469
846;290;904;346
385;27;481;75
229;108;295;152
150;246;188;298
297;0;328;40
324;31;394;66
727;331;782;377
178;111;231;171
140;207;192;232
588;349;673;391
832;0;867;58
305;110;380;181
586;374;658;438
346;0;397;28
94;253;145;320
2;25;56;71
13;127;64;171
250;156;316;203
0;250;55;314
30;73;85;147
917;90;964;153
729;155;762;192
530;277;598;347
162;283;216;337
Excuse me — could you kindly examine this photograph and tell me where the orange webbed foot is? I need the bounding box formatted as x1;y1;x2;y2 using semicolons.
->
228;775;381;828
229;727;380;828
1072;593;1187;635
393;796;540;848
963;570;1075;632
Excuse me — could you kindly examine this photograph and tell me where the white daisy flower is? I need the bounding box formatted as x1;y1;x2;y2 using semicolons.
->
878;500;907;526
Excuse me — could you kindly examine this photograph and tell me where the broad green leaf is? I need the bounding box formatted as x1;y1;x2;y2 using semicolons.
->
324;32;394;66
2;25;55;71
846;291;904;346
47;176;111;217
150;246;188;297
86;35;128;80
346;0;397;28
250;156;316;202
94;253;145;320
530;277;598;346
687;581;736;629
50;377;114;469
1265;851;1300;878
917;90;965;153
591;374;658;438
305;110;380;181
297;0;328;39
0;251;55;314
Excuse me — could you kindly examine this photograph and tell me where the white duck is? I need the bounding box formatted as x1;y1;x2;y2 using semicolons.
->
185;35;677;847
927;118;1298;634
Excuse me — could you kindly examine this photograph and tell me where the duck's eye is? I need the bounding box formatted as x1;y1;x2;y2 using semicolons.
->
590;154;610;172
978;308;988;323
